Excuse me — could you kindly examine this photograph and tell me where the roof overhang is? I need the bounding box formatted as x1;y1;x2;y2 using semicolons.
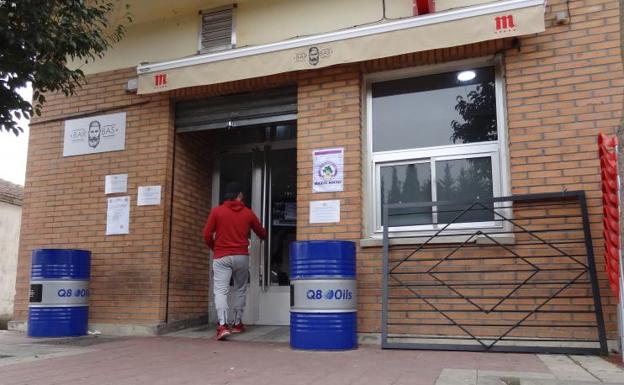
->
137;0;546;94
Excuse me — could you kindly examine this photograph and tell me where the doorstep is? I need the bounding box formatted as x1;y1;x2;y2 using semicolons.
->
165;324;382;345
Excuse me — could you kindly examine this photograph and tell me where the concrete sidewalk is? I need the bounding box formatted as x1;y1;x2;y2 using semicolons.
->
0;330;622;385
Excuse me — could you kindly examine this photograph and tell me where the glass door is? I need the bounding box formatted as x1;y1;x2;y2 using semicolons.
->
257;148;296;325
213;123;296;326
215;150;261;326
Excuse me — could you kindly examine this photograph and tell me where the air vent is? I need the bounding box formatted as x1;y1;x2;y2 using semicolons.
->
199;6;234;54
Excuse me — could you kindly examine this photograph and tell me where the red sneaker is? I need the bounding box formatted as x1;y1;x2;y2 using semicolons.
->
231;323;245;333
215;324;231;340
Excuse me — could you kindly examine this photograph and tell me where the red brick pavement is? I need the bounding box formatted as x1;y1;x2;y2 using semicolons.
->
0;337;550;385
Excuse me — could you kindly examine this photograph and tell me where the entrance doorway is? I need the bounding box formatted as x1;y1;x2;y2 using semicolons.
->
213;123;296;325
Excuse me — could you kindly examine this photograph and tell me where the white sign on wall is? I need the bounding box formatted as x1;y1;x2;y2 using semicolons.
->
104;174;128;194
63;112;126;157
137;186;162;206
106;196;130;235
312;147;344;192
309;200;340;224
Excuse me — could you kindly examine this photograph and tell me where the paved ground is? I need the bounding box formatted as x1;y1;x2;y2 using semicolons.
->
168;324;291;343
0;329;622;385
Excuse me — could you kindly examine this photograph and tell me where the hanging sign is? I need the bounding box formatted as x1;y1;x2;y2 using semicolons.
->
63;112;126;157
312;147;344;193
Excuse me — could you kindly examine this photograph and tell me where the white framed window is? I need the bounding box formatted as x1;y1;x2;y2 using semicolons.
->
199;5;236;54
365;58;510;237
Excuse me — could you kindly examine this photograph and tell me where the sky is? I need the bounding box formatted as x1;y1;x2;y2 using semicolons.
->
0;85;32;186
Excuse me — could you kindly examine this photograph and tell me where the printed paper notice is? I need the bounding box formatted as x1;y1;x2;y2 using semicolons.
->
309;200;340;224
105;174;128;194
313;148;344;192
137;186;162;206
106;196;130;235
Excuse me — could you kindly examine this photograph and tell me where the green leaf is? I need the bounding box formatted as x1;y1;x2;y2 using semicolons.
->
0;0;131;136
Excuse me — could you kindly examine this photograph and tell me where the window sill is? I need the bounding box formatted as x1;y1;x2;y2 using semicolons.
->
360;233;515;248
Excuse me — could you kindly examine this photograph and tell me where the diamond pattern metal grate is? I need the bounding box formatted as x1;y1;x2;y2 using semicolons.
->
382;192;607;354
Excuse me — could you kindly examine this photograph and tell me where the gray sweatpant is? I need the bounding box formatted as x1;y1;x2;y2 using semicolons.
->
213;254;250;325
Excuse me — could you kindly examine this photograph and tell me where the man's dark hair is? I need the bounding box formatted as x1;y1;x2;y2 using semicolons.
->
224;182;243;201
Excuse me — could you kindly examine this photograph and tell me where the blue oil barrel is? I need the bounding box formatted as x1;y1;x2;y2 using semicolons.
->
28;249;91;337
290;240;357;350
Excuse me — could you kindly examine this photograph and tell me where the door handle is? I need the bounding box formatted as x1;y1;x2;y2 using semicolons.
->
259;238;265;291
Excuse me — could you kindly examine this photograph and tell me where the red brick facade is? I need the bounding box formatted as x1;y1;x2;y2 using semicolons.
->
506;0;623;338
13;69;172;329
12;0;622;341
166;131;213;325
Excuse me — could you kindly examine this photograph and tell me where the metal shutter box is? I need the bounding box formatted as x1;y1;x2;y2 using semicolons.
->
175;87;297;133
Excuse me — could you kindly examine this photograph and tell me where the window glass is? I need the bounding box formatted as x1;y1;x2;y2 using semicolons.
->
380;163;432;226
272;124;296;141
436;157;494;224
217;124;267;146
268;149;296;286
372;67;497;152
219;153;253;207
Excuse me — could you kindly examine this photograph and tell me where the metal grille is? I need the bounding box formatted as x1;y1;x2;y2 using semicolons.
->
382;191;607;354
175;86;297;133
200;7;233;53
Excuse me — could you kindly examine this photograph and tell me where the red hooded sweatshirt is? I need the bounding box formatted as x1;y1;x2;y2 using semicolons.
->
203;200;267;258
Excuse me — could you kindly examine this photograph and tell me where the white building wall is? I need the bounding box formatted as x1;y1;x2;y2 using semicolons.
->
0;201;22;327
72;0;414;75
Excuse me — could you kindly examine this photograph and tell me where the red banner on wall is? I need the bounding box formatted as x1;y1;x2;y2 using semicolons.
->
598;133;621;301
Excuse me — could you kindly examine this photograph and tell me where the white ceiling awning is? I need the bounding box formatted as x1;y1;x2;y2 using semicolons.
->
136;0;545;94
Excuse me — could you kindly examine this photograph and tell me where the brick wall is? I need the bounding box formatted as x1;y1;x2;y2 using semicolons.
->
13;68;299;330
13;68;173;328
359;42;513;334
294;0;622;340
296;65;370;335
505;0;622;338
294;42;517;334
166;130;214;324
296;64;363;242
13;0;622;341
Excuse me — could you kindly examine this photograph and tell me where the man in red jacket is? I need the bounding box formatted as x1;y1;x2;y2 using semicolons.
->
203;182;266;340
